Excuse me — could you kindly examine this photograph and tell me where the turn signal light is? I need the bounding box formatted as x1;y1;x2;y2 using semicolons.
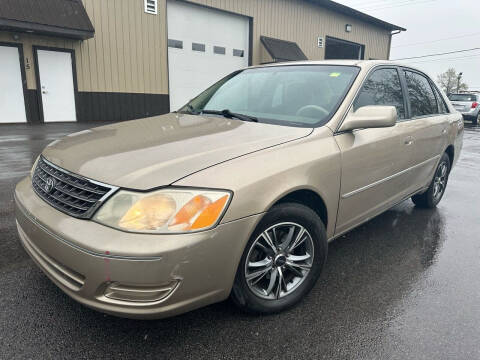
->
191;195;229;229
169;195;229;231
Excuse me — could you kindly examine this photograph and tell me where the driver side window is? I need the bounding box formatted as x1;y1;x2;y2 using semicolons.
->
354;68;405;120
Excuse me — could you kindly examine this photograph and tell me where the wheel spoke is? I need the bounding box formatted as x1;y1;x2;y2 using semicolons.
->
246;266;272;282
285;263;304;278
261;231;277;253
272;226;278;244
250;268;270;286
265;268;278;295
286;260;312;271
279;225;296;250
248;258;272;268
255;242;272;255
288;227;307;252
441;164;447;177
276;267;286;299
287;254;311;262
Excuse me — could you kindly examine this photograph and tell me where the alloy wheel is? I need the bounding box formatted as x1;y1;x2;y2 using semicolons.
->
433;162;448;200
244;222;314;300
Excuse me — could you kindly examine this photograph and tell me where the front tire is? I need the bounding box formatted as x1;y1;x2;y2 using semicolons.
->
231;203;327;314
412;152;450;208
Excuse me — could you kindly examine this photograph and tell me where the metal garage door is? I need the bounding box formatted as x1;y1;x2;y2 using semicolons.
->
0;45;27;123
167;1;249;111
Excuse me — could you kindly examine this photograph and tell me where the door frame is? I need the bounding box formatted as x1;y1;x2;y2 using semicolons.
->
33;46;79;123
0;42;29;123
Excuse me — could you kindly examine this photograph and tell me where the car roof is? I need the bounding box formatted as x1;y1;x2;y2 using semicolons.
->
246;60;447;96
250;60;426;73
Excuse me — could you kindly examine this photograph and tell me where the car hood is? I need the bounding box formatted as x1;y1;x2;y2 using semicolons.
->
42;113;312;190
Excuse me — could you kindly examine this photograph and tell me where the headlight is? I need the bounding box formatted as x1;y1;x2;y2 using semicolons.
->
93;188;232;233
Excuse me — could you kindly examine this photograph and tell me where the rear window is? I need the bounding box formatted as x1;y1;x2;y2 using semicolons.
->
404;71;438;117
449;94;477;102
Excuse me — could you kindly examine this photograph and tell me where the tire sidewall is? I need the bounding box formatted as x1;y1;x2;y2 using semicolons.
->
232;203;327;314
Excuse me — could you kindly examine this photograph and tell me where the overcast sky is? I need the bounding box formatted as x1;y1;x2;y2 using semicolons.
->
335;0;480;90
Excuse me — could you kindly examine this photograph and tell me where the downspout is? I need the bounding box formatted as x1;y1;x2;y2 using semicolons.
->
387;30;402;60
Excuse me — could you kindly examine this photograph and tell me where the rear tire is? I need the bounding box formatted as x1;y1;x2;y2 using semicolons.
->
473;114;479;125
231;203;327;314
412;152;450;208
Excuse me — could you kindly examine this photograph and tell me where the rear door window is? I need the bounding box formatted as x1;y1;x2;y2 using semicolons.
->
404;71;438;117
354;68;405;119
433;87;449;114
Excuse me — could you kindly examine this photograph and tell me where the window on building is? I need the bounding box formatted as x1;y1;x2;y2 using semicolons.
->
233;49;244;57
168;39;183;49
214;46;226;55
354;68;405;119
192;43;205;52
404;71;438;117
144;0;158;15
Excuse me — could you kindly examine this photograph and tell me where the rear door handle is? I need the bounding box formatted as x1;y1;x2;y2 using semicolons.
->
404;136;414;146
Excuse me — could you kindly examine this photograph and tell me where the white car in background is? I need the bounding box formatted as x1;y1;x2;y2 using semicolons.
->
449;93;480;125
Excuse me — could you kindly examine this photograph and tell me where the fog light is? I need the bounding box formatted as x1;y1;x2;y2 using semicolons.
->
104;281;179;303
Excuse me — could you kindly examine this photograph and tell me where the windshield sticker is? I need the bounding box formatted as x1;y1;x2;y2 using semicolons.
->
329;72;341;77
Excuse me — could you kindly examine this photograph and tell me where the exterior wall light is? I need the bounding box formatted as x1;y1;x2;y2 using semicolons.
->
345;24;352;33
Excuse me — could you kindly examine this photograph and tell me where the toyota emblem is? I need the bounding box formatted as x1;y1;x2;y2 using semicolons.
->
44;177;56;194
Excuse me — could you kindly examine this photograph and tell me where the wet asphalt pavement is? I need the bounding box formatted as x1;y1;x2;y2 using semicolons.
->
1;122;479;359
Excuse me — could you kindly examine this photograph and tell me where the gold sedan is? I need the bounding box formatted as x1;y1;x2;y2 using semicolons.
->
15;61;463;318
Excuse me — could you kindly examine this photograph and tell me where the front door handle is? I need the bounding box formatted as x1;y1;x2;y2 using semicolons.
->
404;136;414;146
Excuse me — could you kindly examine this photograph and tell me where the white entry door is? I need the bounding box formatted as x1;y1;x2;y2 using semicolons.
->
167;1;250;111
36;49;77;122
0;45;27;123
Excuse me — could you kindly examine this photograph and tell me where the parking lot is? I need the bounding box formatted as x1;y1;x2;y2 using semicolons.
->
1;122;479;359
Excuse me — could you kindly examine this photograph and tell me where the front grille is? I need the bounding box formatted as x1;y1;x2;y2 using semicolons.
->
32;156;117;219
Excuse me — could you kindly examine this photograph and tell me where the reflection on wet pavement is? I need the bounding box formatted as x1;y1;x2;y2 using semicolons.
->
0;122;479;359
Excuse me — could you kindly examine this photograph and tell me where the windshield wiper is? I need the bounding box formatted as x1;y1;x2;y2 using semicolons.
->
202;109;258;122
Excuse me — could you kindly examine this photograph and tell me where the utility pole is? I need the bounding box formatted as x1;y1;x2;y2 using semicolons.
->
457;72;463;93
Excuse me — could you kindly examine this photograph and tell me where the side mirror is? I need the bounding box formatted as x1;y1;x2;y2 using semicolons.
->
339;105;397;132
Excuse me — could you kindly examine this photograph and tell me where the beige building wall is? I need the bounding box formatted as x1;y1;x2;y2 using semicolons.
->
0;0;169;94
0;0;391;95
184;0;392;63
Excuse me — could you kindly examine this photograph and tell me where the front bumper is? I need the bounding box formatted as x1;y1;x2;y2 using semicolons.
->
15;177;261;319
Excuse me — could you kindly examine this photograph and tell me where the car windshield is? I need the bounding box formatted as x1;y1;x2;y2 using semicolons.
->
179;65;360;127
449;94;477;101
